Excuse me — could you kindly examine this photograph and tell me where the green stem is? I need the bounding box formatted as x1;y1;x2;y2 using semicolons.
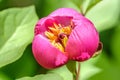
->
71;62;81;80
76;62;80;80
73;72;76;80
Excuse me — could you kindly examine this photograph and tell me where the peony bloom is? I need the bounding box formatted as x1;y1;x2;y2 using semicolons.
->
32;8;100;69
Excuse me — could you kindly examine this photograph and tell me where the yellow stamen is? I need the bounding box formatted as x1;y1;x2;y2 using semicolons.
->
55;43;64;52
45;22;73;52
61;36;68;47
51;40;56;45
53;23;59;29
49;27;59;36
61;26;71;34
45;31;57;40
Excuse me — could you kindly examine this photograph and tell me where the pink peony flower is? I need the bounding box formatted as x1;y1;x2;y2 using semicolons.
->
32;8;100;69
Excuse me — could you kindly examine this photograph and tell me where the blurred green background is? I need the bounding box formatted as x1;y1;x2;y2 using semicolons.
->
0;0;120;80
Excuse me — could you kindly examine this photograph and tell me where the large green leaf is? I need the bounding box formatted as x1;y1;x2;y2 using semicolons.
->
0;6;38;68
86;0;120;31
0;44;39;79
16;73;63;80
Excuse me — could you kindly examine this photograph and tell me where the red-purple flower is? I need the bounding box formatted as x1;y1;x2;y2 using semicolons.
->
32;8;100;69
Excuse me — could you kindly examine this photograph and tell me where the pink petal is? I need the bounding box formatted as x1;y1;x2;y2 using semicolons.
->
65;18;99;61
53;16;73;26
35;17;57;36
35;17;47;35
49;8;83;19
32;35;68;69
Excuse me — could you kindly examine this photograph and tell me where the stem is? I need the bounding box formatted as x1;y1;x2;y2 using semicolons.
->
76;62;80;80
73;73;76;80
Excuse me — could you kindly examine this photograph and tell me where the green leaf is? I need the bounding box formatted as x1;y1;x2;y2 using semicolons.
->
16;73;63;80
86;0;120;31
0;6;38;68
48;66;73;80
70;0;84;8
87;52;120;80
80;56;101;80
85;0;102;15
0;44;39;79
111;24;120;64
66;61;76;77
88;65;120;80
0;71;12;80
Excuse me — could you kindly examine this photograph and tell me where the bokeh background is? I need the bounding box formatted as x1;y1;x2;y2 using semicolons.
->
0;0;120;80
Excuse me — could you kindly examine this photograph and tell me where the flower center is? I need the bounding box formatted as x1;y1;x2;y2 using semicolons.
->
45;21;73;52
